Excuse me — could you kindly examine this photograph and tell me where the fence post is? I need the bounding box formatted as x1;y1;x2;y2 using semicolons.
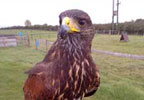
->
35;39;38;50
46;40;48;50
31;34;33;40
27;33;30;47
3;38;6;47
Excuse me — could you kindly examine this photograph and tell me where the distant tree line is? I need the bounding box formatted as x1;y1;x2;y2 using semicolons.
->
1;19;144;35
0;24;59;31
94;19;144;35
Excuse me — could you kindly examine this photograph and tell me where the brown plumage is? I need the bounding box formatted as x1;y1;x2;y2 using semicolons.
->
23;9;100;100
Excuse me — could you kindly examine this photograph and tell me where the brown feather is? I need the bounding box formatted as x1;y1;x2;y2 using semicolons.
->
24;74;47;100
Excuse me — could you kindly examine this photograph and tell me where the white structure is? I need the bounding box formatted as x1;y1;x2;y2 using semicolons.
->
0;36;17;47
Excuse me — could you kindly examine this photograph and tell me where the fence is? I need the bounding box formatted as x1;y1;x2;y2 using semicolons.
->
0;34;30;47
0;32;56;49
1;32;144;60
35;39;53;52
27;32;56;51
30;33;56;42
34;38;144;60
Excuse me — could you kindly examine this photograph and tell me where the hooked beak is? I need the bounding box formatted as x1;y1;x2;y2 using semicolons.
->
59;17;80;39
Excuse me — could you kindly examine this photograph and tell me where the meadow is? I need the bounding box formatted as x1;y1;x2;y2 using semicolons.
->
0;29;144;100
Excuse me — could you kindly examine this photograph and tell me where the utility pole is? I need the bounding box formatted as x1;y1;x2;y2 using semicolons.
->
111;0;120;34
111;0;115;34
116;0;120;34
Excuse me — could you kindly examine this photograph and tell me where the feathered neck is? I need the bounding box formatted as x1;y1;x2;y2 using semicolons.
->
43;35;92;62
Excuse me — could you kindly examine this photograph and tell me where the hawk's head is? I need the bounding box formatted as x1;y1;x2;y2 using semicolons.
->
58;9;95;47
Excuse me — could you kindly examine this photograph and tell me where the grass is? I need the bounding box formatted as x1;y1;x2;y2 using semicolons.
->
0;29;144;100
85;53;144;100
0;47;45;100
93;34;144;55
1;29;144;55
0;29;56;35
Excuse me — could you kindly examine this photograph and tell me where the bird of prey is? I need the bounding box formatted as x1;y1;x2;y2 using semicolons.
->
23;9;100;100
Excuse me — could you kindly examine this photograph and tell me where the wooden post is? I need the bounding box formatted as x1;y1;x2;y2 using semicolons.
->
35;39;38;50
46;40;48;50
27;33;30;47
31;34;33;40
3;38;6;47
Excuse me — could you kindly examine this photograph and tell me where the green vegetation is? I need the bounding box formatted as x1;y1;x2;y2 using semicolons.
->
85;53;144;100
0;47;45;100
94;19;144;35
93;34;144;55
0;29;144;100
1;29;144;55
0;29;56;35
1;18;144;35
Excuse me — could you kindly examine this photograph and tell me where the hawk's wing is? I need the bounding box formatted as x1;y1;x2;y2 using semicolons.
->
23;73;47;100
23;63;58;100
85;66;100;97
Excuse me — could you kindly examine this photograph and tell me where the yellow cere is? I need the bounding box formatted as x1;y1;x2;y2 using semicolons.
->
63;17;80;33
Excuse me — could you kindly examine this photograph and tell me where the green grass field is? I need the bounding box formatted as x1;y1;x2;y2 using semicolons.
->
0;29;144;100
1;29;144;55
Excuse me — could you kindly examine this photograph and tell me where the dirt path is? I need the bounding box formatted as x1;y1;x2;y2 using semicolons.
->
92;49;144;60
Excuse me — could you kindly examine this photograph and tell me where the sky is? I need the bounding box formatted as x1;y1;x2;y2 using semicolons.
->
0;0;144;27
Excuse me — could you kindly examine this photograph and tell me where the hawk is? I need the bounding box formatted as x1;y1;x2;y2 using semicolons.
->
23;9;100;100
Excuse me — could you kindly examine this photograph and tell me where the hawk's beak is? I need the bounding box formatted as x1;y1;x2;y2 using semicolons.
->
62;17;80;33
59;17;80;39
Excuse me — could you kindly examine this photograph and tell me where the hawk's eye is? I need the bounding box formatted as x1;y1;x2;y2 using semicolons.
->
78;20;85;25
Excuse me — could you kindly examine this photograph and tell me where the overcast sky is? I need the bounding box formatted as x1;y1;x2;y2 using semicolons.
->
0;0;144;27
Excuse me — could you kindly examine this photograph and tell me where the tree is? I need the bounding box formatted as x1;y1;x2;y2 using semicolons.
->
25;20;31;27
